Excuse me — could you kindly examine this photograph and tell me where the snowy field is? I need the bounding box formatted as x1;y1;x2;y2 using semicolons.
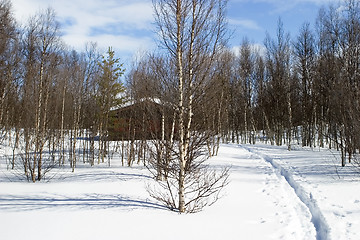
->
1;143;360;240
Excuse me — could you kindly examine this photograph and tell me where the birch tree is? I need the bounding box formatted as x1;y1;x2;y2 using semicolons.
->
0;0;19;134
264;19;292;148
152;0;229;213
21;8;62;182
294;22;316;147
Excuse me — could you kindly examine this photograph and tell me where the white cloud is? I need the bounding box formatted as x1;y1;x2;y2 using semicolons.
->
274;0;344;12
238;0;341;5
231;0;343;13
63;33;154;56
229;19;262;30
10;0;154;55
231;43;267;57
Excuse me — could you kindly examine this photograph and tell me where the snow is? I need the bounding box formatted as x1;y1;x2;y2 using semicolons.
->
242;144;360;240
243;145;329;239
1;143;359;240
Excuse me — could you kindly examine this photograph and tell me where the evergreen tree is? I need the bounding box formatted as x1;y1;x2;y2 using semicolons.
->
96;47;125;163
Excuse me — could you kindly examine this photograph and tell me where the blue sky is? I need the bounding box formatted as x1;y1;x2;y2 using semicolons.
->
11;0;341;62
227;0;339;47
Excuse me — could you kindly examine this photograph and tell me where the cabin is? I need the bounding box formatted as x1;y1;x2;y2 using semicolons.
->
108;98;175;140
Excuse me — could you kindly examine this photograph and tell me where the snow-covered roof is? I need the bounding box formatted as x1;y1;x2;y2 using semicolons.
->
111;97;173;111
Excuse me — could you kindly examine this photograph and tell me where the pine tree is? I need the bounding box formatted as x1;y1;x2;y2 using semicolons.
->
96;47;125;163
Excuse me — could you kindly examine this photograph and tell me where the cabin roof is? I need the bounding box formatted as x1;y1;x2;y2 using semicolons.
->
111;97;175;112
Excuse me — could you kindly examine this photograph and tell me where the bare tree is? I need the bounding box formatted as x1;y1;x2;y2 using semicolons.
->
294;22;317;147
20;8;63;182
204;49;233;155
152;0;229;213
0;0;19;135
264;18;293;148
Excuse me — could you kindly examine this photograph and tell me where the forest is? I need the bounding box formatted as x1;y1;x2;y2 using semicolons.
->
1;0;360;213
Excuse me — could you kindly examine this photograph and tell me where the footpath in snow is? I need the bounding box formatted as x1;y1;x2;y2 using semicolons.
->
242;145;330;239
242;144;360;240
0;143;359;240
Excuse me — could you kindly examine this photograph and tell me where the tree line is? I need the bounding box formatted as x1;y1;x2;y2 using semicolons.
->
128;0;360;168
0;0;125;181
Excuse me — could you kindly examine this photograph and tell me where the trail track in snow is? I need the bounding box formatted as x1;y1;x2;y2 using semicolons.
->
242;145;330;240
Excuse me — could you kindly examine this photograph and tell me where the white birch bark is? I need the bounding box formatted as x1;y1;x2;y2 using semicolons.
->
176;0;186;213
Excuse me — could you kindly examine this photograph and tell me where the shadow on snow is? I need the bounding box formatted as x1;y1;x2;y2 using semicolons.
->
0;193;167;212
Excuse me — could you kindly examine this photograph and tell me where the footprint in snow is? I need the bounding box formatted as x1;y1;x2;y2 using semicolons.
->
332;204;343;209
333;211;345;218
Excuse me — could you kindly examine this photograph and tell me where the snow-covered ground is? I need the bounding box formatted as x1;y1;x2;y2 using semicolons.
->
0;143;359;240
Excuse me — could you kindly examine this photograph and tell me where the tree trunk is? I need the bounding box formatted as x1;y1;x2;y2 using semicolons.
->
287;89;293;151
60;83;66;166
176;0;186;214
